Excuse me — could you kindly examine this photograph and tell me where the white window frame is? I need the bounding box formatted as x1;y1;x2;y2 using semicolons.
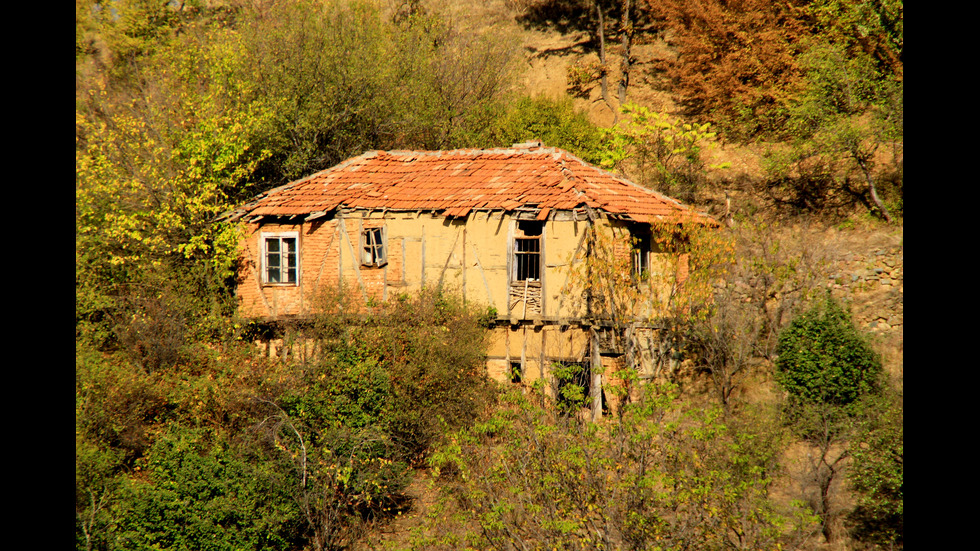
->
360;226;388;268
261;231;300;286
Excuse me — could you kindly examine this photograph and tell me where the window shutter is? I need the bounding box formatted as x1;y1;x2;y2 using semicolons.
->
361;229;373;266
377;226;388;267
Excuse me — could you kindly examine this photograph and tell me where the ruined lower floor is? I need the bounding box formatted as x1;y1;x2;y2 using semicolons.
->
249;318;679;419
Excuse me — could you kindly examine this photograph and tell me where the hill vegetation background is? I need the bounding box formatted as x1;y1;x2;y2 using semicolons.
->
76;0;902;549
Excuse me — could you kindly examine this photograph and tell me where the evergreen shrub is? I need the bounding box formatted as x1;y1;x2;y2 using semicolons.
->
775;294;882;407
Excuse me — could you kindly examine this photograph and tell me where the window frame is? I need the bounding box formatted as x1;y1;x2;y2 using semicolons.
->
261;231;300;286
360;226;388;268
511;220;543;283
513;236;541;281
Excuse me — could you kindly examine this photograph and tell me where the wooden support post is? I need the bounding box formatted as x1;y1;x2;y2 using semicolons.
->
591;328;602;421
462;226;467;302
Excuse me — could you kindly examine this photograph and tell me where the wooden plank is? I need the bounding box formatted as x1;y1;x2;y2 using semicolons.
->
462;226;467;301
506;219;514;318
315;222;336;289
556;226;590;317
437;227;461;289
244;232;274;317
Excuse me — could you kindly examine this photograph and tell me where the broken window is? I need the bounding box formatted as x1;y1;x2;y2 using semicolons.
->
360;226;387;267
632;229;652;280
512;220;542;281
510;361;523;384
263;233;298;285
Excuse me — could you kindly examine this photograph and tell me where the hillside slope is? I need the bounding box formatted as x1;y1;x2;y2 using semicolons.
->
359;5;903;548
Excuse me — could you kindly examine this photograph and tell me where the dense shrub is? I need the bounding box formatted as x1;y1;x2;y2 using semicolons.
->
115;425;302;551
420;385;813;550
75;286;496;550
307;287;497;463
775;294;882;407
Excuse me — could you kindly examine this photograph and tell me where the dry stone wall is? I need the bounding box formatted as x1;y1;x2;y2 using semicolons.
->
823;234;903;336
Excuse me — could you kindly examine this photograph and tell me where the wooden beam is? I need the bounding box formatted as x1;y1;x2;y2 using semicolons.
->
591;328;603;421
437;226;461;289
470;243;494;307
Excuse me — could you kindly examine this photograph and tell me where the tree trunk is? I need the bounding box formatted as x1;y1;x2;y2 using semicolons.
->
594;1;614;115
618;0;633;105
859;157;893;222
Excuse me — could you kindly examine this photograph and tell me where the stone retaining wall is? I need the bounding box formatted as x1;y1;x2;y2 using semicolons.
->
825;240;903;336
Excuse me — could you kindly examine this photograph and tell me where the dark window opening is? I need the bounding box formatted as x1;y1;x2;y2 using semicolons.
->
265;236;297;284
632;230;651;279
513;220;543;282
510;361;523;384
517;220;542;236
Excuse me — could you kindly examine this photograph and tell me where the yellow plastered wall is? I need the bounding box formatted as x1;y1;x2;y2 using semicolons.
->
237;211;680;329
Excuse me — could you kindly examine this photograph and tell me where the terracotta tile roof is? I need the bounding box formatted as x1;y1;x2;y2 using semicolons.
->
222;145;717;225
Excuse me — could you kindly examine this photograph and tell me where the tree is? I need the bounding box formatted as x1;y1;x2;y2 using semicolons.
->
490;95;606;164
775;294;882;408
765;39;903;222
76;10;276;351
235;0;515;178
649;0;810;139
75;436;124;551
601;102;728;201
805;0;903;80
774;294;884;543
76;0;520;352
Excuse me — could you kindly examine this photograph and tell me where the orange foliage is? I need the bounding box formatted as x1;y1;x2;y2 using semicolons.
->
645;0;810;139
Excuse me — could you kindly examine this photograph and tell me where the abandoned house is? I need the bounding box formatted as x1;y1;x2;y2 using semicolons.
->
221;142;717;416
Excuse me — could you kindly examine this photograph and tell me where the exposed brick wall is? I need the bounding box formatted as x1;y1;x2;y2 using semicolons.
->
238;215;414;318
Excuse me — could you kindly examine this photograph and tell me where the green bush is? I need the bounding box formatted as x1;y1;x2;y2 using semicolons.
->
351;288;497;463
422;385;811;551
279;355;393;433
115;425;302;551
775;294;882;408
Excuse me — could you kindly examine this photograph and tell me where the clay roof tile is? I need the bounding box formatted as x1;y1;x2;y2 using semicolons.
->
223;147;717;226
